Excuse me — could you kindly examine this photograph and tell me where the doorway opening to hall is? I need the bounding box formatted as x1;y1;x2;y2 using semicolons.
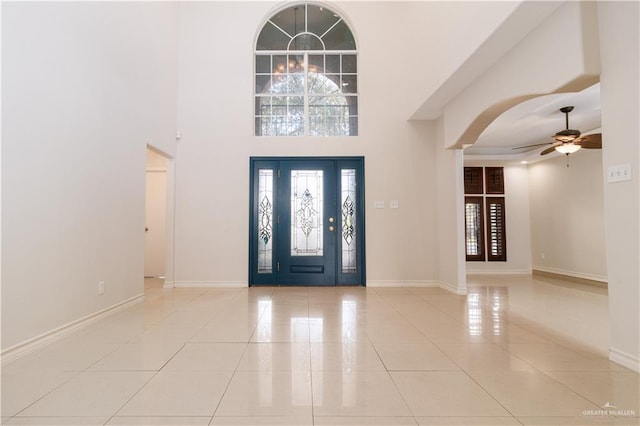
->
144;147;169;289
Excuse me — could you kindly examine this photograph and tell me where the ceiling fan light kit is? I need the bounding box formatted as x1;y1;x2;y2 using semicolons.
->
512;105;602;158
555;143;581;154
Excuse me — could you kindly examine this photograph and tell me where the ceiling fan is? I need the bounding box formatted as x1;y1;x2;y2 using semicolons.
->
513;106;602;155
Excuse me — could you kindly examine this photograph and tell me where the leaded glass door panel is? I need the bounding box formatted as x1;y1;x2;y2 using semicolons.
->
250;157;365;286
279;160;335;285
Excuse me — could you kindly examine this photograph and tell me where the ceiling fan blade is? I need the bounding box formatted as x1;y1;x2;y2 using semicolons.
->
511;141;554;150
540;143;562;155
575;133;602;149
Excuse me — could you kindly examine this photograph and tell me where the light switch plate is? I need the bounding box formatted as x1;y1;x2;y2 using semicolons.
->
607;163;632;183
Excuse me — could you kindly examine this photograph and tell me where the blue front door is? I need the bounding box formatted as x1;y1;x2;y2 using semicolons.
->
250;157;365;286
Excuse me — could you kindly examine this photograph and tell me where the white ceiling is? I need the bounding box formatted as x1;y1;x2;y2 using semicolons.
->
464;83;601;160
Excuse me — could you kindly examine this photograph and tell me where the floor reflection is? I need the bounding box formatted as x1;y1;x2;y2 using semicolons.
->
4;277;631;425
466;286;510;337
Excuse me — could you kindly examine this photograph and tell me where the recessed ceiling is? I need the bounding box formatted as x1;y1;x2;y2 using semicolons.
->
464;83;601;159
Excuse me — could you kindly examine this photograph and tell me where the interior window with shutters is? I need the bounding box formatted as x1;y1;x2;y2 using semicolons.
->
485;167;504;194
486;197;506;261
255;3;358;137
464;167;484;194
464;167;507;262
465;196;485;261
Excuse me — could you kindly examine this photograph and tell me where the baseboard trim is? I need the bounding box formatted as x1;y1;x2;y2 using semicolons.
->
366;280;438;288
171;280;470;295
609;347;640;372
467;269;531;275
1;294;145;366
532;267;607;288
438;281;468;295
368;280;467;295
532;266;607;283
173;281;247;288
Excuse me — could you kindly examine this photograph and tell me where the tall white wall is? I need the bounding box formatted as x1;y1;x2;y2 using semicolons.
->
1;2;178;351
173;1;526;288
465;162;532;274
597;1;640;371
528;151;607;281
175;2;439;286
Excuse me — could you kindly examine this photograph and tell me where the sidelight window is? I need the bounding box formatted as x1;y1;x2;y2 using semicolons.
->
341;169;357;272
257;169;274;273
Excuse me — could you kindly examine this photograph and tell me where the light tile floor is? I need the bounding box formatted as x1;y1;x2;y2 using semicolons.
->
2;275;639;425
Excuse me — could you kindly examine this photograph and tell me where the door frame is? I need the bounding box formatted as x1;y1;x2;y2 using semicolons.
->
145;145;176;289
249;156;366;286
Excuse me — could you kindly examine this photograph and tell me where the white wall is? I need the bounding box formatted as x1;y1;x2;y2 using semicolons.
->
527;151;607;281
435;117;466;294
597;1;640;371
174;2;444;286
465;162;532;274
172;1;531;288
1;2;178;351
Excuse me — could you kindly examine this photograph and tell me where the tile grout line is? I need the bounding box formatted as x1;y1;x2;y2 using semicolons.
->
102;369;162;425
208;286;276;425
308;289;316;426
7;370;81;420
495;342;610;410
364;307;419;425
208;342;251;426
392;292;521;423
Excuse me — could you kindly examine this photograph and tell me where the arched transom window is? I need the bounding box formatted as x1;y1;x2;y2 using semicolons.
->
255;3;358;136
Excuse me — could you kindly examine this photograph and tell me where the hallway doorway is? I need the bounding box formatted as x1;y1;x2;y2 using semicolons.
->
144;148;169;279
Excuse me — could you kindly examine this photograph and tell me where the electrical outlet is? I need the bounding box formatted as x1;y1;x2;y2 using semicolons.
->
541;253;545;260
98;281;105;295
390;200;399;209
